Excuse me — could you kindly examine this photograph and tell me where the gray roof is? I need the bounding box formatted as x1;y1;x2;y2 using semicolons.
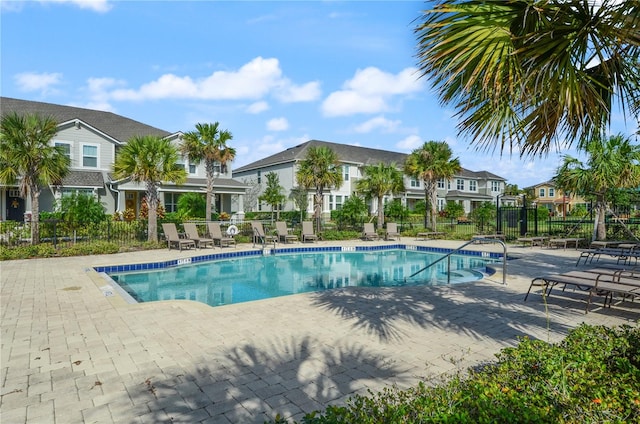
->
233;139;506;181
1;97;170;142
233;139;407;173
62;170;105;188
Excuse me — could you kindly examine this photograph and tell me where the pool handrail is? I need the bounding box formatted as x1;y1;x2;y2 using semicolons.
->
407;238;507;285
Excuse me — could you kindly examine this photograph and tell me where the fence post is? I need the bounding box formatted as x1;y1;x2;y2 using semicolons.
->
52;220;57;248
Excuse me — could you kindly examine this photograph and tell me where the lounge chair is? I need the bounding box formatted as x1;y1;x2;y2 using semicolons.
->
251;221;277;247
301;221;318;243
525;269;640;313
161;223;196;251
207;222;236;248
183;223;214;249
362;223;379;241
385;223;400;241
276;221;298;244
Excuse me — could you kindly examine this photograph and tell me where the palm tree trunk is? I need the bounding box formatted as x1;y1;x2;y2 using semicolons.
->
595;198;607;241
377;196;384;228
426;180;438;231
206;160;215;220
29;185;40;245
314;189;323;232
147;182;159;243
423;186;429;229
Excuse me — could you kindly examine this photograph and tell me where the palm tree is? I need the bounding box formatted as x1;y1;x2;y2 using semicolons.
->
404;141;461;231
296;146;343;231
259;172;286;221
554;134;640;241
415;0;640;155
113;135;187;242
355;162;405;228
180;122;236;220
0;112;70;244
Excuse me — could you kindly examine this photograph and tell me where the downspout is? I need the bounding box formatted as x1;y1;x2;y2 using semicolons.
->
108;176;129;214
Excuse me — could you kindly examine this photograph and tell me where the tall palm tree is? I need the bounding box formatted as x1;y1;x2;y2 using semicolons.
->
0;112;70;244
554;134;640;241
404;141;462;231
180;122;236;220
356;162;405;228
415;0;640;155
113;135;187;242
296;146;343;231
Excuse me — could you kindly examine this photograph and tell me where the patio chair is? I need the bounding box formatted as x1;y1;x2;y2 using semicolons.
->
161;223;196;251
207;222;236;248
275;221;298;244
251;221;277;247
362;223;379;241
301;221;318;243
385;222;400;241
183;222;214;249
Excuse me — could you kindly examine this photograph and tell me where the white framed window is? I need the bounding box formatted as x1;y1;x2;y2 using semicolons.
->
335;195;344;210
61;188;94;198
491;181;501;192
343;165;349;181
189;164;196;174
437;198;446;211
437;179;445;189
55;141;72;162
469;180;477;192
164;193;180;213
456;179;464;190
539;188;546;197
410;178;420;188
447;180;451;190
82;144;99;168
549;188;555;197
257;171;261;184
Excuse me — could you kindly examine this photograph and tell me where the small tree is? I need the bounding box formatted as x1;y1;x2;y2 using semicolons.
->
289;186;309;223
333;195;368;230
470;201;496;233
241;177;261;212
259;172;286;221
384;199;410;223
177;192;206;219
58;192;106;224
443;201;465;223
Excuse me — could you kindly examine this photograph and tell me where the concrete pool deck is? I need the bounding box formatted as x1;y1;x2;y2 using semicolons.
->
1;239;639;423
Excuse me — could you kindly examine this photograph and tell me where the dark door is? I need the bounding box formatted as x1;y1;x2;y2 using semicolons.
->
6;191;25;221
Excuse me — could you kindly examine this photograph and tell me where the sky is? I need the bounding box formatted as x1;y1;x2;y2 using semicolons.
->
1;0;637;188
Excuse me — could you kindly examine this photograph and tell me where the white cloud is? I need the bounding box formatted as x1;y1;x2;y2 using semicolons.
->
234;134;309;169
267;117;289;132
395;135;423;152
353;116;401;134
108;57;320;104
274;80;322;103
38;0;112;12
14;71;63;94
321;66;425;117
247;101;269;114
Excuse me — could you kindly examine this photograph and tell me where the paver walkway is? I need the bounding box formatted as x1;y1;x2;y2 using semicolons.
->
1;240;638;423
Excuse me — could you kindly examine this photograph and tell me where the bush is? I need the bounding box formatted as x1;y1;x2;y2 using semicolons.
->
271;324;640;423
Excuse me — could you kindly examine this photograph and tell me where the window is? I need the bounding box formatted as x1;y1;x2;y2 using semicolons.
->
61;188;94;198
55;142;71;161
335;195;343;210
165;193;180;213
457;179;464;190
188;164;196;174
447;180;451;190
343;165;349;181
549;188;555;197
82;145;98;168
213;162;222;174
437;179;445;189
257;171;261;184
410;178;420;188
539;188;546;197
469;180;477;192
491;181;501;192
437;198;445;211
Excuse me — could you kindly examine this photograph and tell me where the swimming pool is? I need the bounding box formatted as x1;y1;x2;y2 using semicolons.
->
102;246;500;308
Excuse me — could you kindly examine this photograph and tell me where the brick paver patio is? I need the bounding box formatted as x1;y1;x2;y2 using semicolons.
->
1;239;638;423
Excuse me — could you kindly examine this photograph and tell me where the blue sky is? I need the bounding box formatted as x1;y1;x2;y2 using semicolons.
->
2;0;637;188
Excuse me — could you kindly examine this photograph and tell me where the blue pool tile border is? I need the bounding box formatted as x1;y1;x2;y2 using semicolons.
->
95;244;503;274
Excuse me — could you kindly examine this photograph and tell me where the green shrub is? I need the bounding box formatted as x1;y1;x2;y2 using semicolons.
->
271;324;640;423
321;230;361;240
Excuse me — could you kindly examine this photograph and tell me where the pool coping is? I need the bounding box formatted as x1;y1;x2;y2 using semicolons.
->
93;244;503;274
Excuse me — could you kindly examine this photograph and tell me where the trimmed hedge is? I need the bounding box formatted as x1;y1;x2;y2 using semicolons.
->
273;324;640;423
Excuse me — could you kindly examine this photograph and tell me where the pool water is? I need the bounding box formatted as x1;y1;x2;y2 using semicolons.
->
108;249;497;308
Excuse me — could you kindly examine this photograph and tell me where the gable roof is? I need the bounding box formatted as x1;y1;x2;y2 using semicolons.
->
233;139;407;173
1;97;170;142
233;139;507;181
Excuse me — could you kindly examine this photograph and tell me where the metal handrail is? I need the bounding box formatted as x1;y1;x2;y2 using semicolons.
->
406;238;508;285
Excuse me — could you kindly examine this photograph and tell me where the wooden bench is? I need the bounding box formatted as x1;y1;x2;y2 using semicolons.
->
547;237;586;249
416;231;445;240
